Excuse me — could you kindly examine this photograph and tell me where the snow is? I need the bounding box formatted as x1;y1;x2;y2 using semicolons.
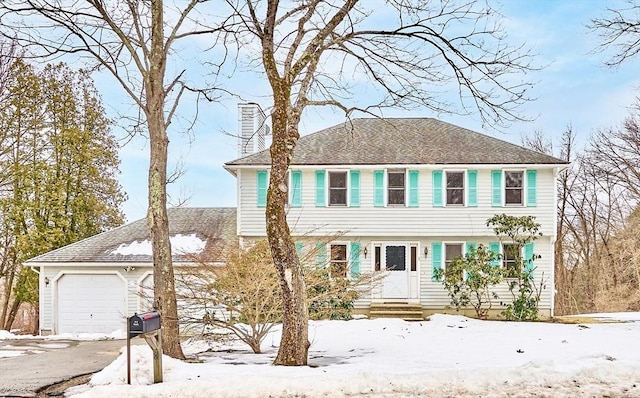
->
110;234;206;256
568;312;640;322
65;313;640;398
0;329;126;341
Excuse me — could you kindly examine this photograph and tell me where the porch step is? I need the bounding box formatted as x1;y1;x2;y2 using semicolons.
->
369;303;425;321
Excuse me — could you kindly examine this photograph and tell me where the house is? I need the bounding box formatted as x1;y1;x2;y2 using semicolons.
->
25;208;236;335
27;108;567;335
224;116;568;319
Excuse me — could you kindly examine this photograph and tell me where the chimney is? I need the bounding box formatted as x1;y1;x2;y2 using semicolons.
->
238;103;269;157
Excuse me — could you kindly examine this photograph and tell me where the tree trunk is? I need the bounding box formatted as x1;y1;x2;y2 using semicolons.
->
268;100;309;366
4;297;19;331
147;0;184;360
0;264;16;329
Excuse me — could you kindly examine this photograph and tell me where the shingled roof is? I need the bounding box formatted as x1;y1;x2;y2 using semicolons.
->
225;118;566;167
25;207;237;264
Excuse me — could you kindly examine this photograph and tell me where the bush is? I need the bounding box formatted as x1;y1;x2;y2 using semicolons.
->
178;240;370;353
433;244;502;319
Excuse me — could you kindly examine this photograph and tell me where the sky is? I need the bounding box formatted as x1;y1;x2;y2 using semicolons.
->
100;1;640;223
2;312;638;397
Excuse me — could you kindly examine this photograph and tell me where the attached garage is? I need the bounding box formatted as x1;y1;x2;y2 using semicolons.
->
25;207;237;336
55;273;126;334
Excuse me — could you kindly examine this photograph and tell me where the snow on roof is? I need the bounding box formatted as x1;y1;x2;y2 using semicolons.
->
110;234;207;256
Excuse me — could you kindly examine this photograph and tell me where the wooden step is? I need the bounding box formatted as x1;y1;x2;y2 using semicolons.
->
369;303;425;321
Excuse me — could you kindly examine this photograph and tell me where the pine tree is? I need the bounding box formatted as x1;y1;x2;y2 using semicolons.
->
0;60;125;330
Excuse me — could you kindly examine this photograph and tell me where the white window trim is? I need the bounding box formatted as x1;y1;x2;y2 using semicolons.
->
329;241;350;277
444;169;466;207
501;242;523;273
443;241;467;279
326;169;350;207
386;168;408;207
503;169;526;207
410;243;419;273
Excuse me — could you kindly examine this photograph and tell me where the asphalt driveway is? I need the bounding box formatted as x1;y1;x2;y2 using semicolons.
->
0;338;128;397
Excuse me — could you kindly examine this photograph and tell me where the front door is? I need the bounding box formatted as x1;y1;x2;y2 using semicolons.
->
382;245;409;299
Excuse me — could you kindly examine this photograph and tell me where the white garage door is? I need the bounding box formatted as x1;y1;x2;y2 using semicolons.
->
56;274;126;334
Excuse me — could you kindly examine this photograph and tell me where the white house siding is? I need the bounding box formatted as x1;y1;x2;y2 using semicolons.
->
313;236;553;315
417;237;554;316
237;167;558;239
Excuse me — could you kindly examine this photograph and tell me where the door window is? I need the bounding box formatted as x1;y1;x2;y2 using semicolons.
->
385;245;406;271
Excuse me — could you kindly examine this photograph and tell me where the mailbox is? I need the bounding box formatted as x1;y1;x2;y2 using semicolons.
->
128;311;161;339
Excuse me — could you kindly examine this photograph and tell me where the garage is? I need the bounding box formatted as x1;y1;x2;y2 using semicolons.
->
26;208;237;336
56;273;126;334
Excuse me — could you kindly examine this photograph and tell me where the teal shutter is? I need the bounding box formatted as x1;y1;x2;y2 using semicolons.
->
465;242;477;256
432;170;443;207
350;170;361;207
315;242;327;268
291;170;302;207
350;242;361;278
295;242;304;257
464;242;477;280
373;170;384;207
315;170;326;207
431;242;443;281
256;170;268;208
467;170;478;207
491;170;502;207
489;242;501;266
527;170;537;207
524;242;535;274
408;170;419;207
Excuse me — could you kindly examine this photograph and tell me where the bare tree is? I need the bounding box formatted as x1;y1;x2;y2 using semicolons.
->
588;98;640;203
589;0;640;67
229;0;537;365
522;127;579;315
0;1;230;358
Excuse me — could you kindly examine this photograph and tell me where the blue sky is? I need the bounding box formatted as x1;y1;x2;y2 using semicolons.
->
101;1;640;222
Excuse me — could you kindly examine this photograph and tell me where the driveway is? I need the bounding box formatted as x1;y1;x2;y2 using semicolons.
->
0;338;129;397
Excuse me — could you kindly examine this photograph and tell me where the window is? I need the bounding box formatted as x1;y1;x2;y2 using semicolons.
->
505;171;524;205
410;245;417;272
388;170;405;205
330;244;348;277
385;245;406;271
328;171;347;206
503;243;520;277
374;245;381;272
446;171;464;205
445;243;463;280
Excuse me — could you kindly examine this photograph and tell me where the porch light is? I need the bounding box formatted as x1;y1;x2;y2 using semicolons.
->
363;246;368;259
424;247;428;258
44;277;50;287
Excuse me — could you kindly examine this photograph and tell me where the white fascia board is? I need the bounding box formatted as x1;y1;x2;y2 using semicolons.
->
228;163;569;171
27;262;154;268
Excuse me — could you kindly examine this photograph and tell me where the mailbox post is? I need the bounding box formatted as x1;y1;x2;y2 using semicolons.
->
127;311;162;384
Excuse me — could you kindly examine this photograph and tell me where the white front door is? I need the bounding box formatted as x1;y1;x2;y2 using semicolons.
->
382;245;409;299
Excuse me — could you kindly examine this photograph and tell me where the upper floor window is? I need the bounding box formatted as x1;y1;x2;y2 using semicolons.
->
316;170;360;207
446;171;464;205
387;169;405;205
505;171;524;205
328;171;347;206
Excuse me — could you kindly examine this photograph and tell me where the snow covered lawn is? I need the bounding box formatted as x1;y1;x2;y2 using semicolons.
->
65;314;640;398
